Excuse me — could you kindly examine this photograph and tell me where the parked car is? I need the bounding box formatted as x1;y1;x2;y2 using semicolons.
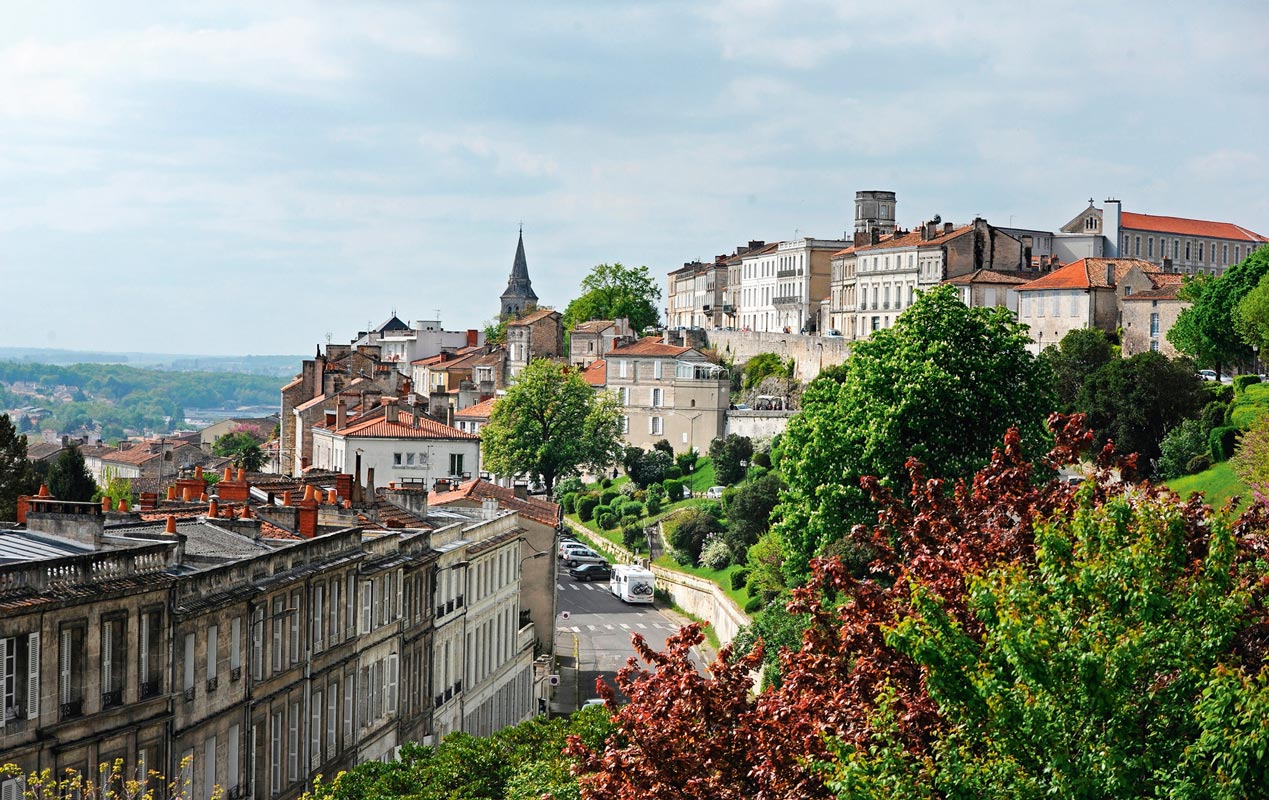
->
559;541;592;560
1198;369;1219;381
565;548;606;568
569;563;612;581
824;329;843;338
705;485;726;499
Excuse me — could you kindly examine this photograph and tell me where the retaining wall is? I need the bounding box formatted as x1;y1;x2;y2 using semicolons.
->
725;410;794;443
707;330;850;382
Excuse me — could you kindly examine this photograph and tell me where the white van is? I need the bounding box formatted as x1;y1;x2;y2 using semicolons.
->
610;564;656;604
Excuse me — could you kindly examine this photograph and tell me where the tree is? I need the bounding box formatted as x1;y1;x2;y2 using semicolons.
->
562;263;661;333
774;284;1053;584
480;359;623;494
0;413;39;521
235;443;265;472
1074;350;1206;474
708;433;753;486
721;471;783;560
47;444;96;502
1037;327;1116;411
1156;418;1212;479
743;352;794;393
622;446;672;489
666;508;724;566
1234;269;1269;355
1169;246;1269;372
1231;412;1269;503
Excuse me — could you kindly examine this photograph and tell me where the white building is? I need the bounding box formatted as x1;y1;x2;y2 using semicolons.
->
357;316;484;376
738;238;849;333
310;398;481;486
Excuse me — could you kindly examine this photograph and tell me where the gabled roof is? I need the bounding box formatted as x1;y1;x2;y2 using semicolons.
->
374;314;410;333
1121;212;1268;242
833;223;974;257
455;397;496;419
1016;258;1155;291
571;319;615;334
1123;285;1186;302
582;359;607;387
506;308;559;327
607;337;690;358
943;269;1031;286
429;478;561;527
330;414;478;441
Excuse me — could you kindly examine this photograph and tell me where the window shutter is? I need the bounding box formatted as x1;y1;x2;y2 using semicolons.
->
138;615;149;685
326;682;337;756
310;691;322;769
360;581;372;635
207;625;218;680
102;622;112;692
0;638;6;730
27;632;39;719
231;617;241;671
388;654;399;713
227;726;239;790
184;633;195;691
59;629;71;705
2;779;18;800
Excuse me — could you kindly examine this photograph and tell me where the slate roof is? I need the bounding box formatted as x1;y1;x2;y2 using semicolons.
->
1121;212;1269;242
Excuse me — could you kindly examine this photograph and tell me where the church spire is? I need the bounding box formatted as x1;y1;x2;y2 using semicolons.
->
500;226;538;320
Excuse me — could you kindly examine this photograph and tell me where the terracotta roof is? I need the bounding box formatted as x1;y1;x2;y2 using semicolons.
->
608;337;690;358
943;269;1030;286
455;397;496;419
506;308;559;327
411;353;448;367
281;376;303;391
834;223;973;257
1016;258;1154;291
582;359;607;387
571;320;615;334
99;447;163;467
1123;283;1187;301
332;414;478;441
429;478;561;527
1121;212;1269;242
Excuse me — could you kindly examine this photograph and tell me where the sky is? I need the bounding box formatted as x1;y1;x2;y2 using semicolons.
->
1;0;1267;356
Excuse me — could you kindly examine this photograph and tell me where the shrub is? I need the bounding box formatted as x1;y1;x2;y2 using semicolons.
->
600;489;620;507
622;524;644;551
1186;454;1212;474
619;481;639;498
553;476;585;501
675;448;698;475
577;495;600;522
699;538;732;570
668;509;725;565
730;567;751;591
710;433;754;485
754;450;772;469
645;483;667;504
1209;425;1238;462
663;479;684;502
1234;374;1262;394
744;595;764;613
622;500;645;518
645;498;662;517
597;511;618;530
1204;383;1234;404
620;514;641;531
653;439;674;456
1157;419;1210;480
600;477;612;489
1201;399;1231;431
560;493;577;515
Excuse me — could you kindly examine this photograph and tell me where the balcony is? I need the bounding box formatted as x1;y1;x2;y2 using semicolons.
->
776;267;801;278
140;680;161;699
183;687;195;702
230;666;242;682
206;676;219;693
60;699;84;720
517;623;535;653
101;689;122;709
675;362;730;381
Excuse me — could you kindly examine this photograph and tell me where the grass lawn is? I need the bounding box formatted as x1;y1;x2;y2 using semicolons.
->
1164;460;1252;513
685;459;716;493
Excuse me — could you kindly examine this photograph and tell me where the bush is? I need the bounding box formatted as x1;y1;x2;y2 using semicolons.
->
1201;399;1231;431
645;483;667;504
600;489;620;507
699;538;732;570
1210;425;1238;462
619;481;639;498
622;500;645;518
1186;454;1212;474
709;433;754;485
577;495;600;522
1204;383;1234;404
1234;374;1262;394
730;568;751;591
619;514;641;530
675;449;698;475
1157;419;1210;480
754;450;772;469
645;498;662;517
668;509;725;565
663;465;683;481
600;477;612;489
553;476;585;501
653;439;674;456
622;524;644;551
597;511;618;530
560;493;577;515
663;479;684;502
744;596;764;613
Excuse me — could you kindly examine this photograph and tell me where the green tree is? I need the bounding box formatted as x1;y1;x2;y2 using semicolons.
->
721;471;783;561
774;284;1052;584
562;263;662;333
708;433;753;486
212;431;259;458
743;352;794;393
1156;418;1212;479
0;413;39;521
481;359;623;494
1169;246;1269;373
1037;327;1116;411
47;444;97;502
1233;269;1269;356
1074;351;1205;474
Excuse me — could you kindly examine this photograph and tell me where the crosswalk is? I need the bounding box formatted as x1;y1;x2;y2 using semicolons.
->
559;622;679;633
558;582;614;591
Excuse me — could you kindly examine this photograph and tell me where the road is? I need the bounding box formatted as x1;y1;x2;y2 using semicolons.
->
551;570;704;713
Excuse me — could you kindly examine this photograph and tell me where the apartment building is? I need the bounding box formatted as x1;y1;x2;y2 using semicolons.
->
568;319;635;369
665;259;728;330
604;337;729;454
737;238;850;334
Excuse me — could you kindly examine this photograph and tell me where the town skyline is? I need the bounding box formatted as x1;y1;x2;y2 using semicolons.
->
2;0;1267;355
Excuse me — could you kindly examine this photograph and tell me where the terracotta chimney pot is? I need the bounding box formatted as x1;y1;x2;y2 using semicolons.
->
182;487;193;502
166;515;177;534
37;484;49;498
118;497;129;512
194;465;203;478
237;468;246;482
200;493;208;502
209;499;219;518
343;499;351;509
167;486;177;501
102;496;113;512
327;489;337;504
283;490;293;506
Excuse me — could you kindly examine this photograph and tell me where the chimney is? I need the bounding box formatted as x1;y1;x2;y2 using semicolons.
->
237;468;245;482
209;499;219;518
366;467;376;498
194;465;203;479
870;229;881;245
102;496;113;512
165;515;177;535
325;410;336;428
467;329;479;348
944;222;954;234
412;403;420;429
481;496;499;520
513;483;528;500
327;488;337;505
336;399;347;429
1106;263;1115;286
383;397;399;424
297;501;318;538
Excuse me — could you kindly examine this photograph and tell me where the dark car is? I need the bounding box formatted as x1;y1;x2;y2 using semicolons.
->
569;563;612;581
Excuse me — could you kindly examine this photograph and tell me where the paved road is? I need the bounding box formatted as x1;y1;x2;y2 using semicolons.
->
551;571;703;713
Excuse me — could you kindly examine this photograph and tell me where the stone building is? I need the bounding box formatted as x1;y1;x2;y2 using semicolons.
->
500;230;538;321
604;337;730;454
567;319;635;369
1120;279;1189;358
504;309;564;383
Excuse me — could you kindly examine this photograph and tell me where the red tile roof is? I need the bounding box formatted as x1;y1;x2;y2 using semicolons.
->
582;359;607;387
571;320;615;334
608;337;690;357
1123;285;1186;301
833;223;973;257
1121;212;1268;242
333;414;478;440
943;269;1031;286
455;397;496;419
429;478;561;527
1016;258;1155;291
506;308;559;327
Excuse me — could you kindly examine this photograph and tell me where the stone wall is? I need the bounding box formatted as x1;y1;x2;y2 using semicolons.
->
725;410;793;443
706;330;849;382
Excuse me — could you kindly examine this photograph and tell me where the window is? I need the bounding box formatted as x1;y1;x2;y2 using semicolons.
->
101;616;125;707
206;624;217;689
1223;243;1229;265
227;725;240;796
183;632;196;694
1147;237;1153;258
1185;240;1191;260
621;416;630;434
327;681;338;758
311;689;323;769
449;453;464;476
1134;236;1141;256
344;673;354;745
650;417;663;436
289;591;301;664
651;388;663;407
271;596;284;673
1150;312;1160;337
204;735;217;800
1150;340;1160;351
617;360;628;378
405;452;415;466
1198;242;1205;262
392;452;402;466
230;617;241;676
140;610;161;697
251;608;264;681
58;624;85;718
312;585;324;652
270;712;282;794
0;633;38;724
288;701;300;782
329;578;341;643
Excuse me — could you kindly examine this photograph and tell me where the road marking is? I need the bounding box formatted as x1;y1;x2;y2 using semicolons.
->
587;625;598;631
604;624;614;630
636;623;647;629
557;584;565;590
570;584;581;591
620;623;631;630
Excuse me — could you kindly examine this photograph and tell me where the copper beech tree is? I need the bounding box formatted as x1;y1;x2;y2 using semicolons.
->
568;414;1269;798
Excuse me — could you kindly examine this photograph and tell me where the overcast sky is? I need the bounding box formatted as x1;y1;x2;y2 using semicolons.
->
2;0;1266;355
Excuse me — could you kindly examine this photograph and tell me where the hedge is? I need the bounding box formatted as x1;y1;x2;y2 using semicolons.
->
597;511;618;530
1209;425;1238;462
577;495;600;522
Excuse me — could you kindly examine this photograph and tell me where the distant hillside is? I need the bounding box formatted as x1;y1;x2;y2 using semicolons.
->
0;347;302;377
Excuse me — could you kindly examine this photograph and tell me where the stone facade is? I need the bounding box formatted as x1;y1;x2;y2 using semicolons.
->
605;338;729;455
504;309;563;382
